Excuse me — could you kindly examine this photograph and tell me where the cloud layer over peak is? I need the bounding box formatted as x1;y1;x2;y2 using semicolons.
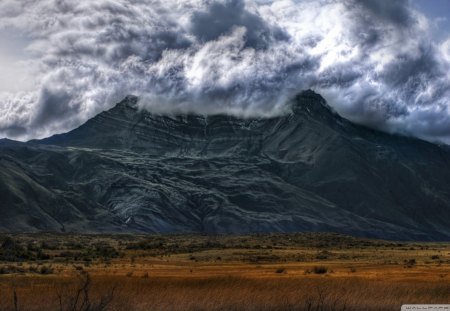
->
0;0;449;143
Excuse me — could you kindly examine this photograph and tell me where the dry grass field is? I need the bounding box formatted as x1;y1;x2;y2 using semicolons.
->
0;233;449;311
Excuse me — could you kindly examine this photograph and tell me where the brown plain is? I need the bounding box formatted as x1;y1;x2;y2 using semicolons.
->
0;233;449;311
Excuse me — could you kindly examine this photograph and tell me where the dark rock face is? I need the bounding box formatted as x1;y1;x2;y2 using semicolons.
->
2;91;450;240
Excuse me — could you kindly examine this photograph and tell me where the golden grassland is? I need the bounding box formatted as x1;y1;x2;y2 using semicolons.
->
0;233;449;310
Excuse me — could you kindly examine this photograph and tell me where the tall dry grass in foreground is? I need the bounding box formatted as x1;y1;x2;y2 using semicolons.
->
1;233;449;310
0;274;449;311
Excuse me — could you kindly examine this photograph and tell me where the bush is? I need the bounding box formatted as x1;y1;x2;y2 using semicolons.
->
313;266;328;274
93;244;120;259
315;250;332;260
404;259;416;268
40;265;54;274
36;249;50;260
0;238;32;261
275;268;286;274
56;273;116;311
0;266;11;274
41;241;59;250
0;265;26;274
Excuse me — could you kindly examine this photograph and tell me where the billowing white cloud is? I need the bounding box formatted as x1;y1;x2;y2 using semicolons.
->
0;0;449;143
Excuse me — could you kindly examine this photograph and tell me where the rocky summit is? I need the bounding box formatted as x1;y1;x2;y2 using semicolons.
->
1;91;450;240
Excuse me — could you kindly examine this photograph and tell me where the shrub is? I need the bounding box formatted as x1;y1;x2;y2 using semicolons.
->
41;241;59;250
0;238;31;261
56;273;117;311
313;266;328;274
0;265;26;274
315;250;332;260
36;249;50;260
404;259;416;268
40;265;54;275
94;244;120;259
29;266;39;273
0;266;11;274
275;268;286;274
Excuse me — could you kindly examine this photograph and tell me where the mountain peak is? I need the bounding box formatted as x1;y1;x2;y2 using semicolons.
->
36;91;347;152
113;91;336;120
115;95;139;109
291;90;339;124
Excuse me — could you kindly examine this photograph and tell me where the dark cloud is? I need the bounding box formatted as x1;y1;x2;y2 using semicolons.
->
33;87;79;127
0;125;27;138
381;45;441;88
190;0;288;49
352;0;413;27
0;0;449;144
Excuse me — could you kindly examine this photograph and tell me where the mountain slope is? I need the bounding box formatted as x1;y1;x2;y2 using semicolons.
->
2;91;450;240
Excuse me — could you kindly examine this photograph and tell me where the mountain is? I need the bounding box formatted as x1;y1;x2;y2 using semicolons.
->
1;91;450;240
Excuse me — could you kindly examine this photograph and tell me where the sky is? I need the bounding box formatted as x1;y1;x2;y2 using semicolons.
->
412;0;450;40
0;0;449;144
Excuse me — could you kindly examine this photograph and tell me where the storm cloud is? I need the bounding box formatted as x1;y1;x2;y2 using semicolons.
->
0;0;449;143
